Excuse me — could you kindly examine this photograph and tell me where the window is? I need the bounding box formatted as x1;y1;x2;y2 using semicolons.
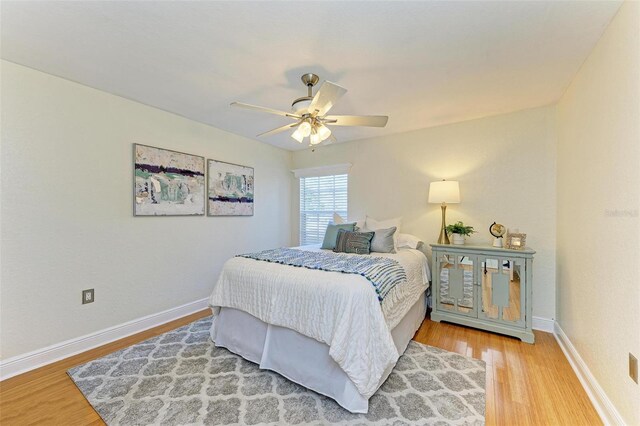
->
299;174;348;245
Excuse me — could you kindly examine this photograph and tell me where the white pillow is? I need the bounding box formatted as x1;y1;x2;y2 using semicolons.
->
365;215;402;232
333;212;365;230
397;233;421;249
365;216;403;248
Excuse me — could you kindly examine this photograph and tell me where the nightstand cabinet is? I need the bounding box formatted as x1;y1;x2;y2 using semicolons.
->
430;244;535;343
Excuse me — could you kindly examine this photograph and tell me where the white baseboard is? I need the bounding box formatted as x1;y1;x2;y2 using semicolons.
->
532;316;555;333
554;322;625;425
0;298;210;381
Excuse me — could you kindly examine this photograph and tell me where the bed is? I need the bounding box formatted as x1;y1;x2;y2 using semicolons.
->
208;244;431;413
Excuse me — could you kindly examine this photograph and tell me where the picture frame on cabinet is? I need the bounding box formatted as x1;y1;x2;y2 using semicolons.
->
505;232;527;250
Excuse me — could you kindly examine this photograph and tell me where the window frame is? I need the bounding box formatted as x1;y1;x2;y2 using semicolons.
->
299;173;348;246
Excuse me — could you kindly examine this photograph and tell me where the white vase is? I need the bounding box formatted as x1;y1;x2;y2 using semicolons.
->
452;233;465;245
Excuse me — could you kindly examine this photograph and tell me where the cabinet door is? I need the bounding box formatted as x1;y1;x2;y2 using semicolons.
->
478;256;526;327
436;252;477;317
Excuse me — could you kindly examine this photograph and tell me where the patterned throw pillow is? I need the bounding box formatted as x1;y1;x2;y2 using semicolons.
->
333;229;375;254
321;223;356;249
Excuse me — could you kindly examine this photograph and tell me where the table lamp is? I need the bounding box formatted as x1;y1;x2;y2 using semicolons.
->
428;180;460;244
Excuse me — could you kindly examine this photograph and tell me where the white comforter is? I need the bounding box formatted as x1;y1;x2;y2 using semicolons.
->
208;246;430;398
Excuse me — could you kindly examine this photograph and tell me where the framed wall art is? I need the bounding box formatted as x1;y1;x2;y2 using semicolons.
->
207;159;254;216
133;144;205;216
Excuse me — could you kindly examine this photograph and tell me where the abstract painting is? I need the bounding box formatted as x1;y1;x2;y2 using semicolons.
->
207;159;254;216
133;144;205;216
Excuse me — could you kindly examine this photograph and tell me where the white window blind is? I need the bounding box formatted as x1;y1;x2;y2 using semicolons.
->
299;174;348;245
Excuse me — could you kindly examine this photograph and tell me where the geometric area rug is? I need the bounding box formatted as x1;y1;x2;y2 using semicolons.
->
68;316;486;425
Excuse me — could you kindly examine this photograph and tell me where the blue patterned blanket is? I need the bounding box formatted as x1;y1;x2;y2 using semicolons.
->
237;248;407;302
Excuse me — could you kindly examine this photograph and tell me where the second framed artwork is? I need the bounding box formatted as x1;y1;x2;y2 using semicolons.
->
207;159;254;216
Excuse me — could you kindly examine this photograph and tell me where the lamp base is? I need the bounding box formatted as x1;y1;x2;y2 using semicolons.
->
437;204;450;244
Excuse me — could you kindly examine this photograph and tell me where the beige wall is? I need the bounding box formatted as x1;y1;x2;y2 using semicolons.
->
0;61;293;359
556;1;640;423
3;3;638;418
292;106;557;321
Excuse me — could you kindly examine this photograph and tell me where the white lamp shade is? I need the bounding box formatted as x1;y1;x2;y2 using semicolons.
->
428;180;460;204
310;131;322;145
291;128;304;143
316;124;332;141
298;121;312;137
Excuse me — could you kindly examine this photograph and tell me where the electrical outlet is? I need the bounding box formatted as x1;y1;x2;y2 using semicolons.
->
82;289;94;304
630;353;638;384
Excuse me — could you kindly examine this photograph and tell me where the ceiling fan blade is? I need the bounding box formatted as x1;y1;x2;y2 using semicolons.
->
323;115;388;127
308;81;347;116
231;102;300;118
257;122;300;138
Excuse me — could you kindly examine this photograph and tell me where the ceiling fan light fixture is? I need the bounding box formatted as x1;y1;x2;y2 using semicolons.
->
317;124;332;141
298;121;312;137
231;73;388;148
291;97;312;114
310;128;322;145
291;127;305;143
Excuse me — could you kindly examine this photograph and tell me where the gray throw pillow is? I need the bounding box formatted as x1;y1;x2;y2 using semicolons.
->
369;226;397;253
321;222;356;250
334;229;375;254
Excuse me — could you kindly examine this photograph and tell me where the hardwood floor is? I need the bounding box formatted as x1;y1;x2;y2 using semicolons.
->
0;310;210;426
414;317;601;425
0;310;601;425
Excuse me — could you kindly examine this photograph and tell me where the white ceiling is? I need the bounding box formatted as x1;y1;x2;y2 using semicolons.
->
1;1;621;151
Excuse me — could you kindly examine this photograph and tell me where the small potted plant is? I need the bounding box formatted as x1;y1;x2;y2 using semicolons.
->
445;221;476;245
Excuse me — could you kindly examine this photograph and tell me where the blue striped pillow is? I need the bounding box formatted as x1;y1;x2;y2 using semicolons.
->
333;229;375;254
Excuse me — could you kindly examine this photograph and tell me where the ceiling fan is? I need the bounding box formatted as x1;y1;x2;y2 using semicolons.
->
230;73;388;147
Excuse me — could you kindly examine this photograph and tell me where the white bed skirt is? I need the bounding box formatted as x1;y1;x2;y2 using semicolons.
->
209;292;427;413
